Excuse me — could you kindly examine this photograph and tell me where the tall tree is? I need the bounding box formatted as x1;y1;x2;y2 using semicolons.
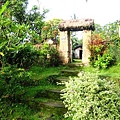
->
0;0;28;24
10;0;28;24
1;0;49;44
93;21;119;40
25;5;49;44
41;18;62;40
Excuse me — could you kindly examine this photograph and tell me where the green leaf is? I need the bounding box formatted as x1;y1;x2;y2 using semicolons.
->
0;1;9;16
0;52;4;56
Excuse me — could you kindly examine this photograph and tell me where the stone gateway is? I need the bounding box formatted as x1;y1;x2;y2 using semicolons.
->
58;18;95;65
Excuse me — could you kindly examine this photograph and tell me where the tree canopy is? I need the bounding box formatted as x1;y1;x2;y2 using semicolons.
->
41;18;62;40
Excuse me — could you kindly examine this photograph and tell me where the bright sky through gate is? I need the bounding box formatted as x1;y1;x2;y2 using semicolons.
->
28;0;120;26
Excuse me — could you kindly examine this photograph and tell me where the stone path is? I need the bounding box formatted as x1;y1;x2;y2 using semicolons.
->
34;61;82;119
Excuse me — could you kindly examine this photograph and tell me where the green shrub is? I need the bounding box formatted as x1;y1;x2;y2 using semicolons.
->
39;43;62;67
0;65;34;103
39;43;50;66
94;53;116;69
0;43;40;69
13;44;40;68
109;36;120;64
88;34;117;69
88;34;107;67
49;47;62;67
61;72;120;120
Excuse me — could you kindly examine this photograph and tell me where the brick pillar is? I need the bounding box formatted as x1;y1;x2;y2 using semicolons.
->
82;30;91;65
59;31;71;64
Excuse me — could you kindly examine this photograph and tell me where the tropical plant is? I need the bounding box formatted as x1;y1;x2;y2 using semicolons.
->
0;16;32;67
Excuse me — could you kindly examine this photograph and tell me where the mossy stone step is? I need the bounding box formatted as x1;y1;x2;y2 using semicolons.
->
41;101;64;108
67;62;83;68
29;98;66;120
61;69;80;73
73;59;82;62
31;98;65;108
46;75;70;85
55;77;70;84
34;89;64;100
48;89;64;94
60;69;80;76
47;89;64;100
26;98;65;110
38;101;66;120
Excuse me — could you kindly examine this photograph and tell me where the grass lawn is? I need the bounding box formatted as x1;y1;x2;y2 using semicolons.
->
83;63;120;86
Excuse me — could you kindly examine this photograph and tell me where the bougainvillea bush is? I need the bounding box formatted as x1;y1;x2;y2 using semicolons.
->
61;72;120;120
88;34;116;69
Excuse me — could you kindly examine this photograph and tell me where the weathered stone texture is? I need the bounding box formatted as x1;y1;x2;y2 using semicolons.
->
59;31;71;64
82;30;91;65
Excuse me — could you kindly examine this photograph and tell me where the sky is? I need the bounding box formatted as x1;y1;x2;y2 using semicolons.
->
28;0;120;26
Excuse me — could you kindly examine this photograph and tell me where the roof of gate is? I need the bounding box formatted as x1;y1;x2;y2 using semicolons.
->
58;18;95;31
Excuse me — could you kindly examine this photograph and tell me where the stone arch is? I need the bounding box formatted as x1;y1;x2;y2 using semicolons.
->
58;19;95;65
